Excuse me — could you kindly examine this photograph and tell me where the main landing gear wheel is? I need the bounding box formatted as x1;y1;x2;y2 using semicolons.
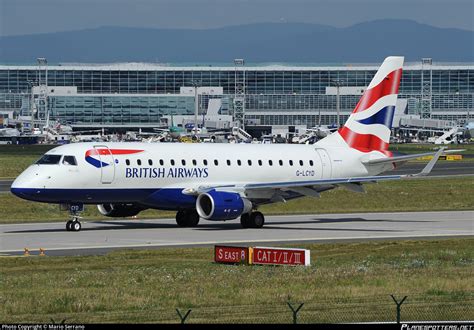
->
240;211;265;229
176;210;200;227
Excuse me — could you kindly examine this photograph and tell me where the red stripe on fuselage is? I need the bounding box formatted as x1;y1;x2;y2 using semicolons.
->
85;149;144;157
352;68;402;114
339;126;392;157
109;149;144;155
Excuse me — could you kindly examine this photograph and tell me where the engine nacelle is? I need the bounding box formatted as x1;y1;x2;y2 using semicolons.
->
97;203;145;218
196;190;252;221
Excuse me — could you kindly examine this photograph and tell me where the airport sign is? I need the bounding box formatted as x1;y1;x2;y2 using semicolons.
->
214;245;249;264
250;247;310;266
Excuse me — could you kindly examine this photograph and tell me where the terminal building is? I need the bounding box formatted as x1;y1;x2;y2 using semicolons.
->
0;59;472;134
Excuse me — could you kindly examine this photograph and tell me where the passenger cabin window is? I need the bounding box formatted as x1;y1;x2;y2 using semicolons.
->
299;160;304;166
279;160;283;166
137;159;142;166
126;159;130;166
214;159;219;166
237;160;242;166
310;160;314;166
258;160;262;166
248;160;252;166
159;159;164;166
268;160;273;166
227;160;231;166
62;155;77;166
148;159;153;166
36;154;62;165
289;160;294;166
203;160;208;166
182;159;186;166
171;159;175;166
192;159;197;166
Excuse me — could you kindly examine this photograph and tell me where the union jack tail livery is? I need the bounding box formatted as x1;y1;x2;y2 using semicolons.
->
336;56;404;156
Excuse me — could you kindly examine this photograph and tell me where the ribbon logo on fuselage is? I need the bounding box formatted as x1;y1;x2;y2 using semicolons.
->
85;148;144;168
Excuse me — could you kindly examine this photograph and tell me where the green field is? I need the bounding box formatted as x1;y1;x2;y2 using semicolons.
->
1;176;473;223
0;144;56;178
1;143;473;179
1;239;472;323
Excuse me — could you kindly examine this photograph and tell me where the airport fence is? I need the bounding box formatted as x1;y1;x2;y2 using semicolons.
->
112;293;472;324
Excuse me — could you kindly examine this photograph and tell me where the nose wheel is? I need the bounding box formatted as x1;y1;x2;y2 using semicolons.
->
64;203;84;232
66;217;82;232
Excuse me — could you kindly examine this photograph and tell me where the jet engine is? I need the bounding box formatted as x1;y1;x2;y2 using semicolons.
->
196;190;252;221
97;203;145;217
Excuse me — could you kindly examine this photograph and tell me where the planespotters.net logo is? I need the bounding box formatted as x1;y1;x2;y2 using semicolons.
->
401;324;473;330
84;148;144;168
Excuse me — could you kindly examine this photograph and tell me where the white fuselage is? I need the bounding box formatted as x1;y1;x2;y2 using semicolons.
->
10;139;391;208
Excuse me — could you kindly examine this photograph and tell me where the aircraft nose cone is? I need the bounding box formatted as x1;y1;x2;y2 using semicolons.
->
10;186;26;198
10;166;42;201
10;176;31;199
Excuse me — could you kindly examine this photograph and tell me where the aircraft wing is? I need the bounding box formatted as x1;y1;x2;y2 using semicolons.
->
182;147;445;199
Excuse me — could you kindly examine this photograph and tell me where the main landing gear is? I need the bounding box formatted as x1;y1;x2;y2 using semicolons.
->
176;209;200;227
240;211;265;229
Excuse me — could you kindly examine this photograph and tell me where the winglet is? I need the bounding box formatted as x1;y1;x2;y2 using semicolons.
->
409;147;445;177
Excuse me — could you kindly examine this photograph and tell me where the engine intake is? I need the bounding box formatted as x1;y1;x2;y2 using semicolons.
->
97;203;145;217
196;190;252;221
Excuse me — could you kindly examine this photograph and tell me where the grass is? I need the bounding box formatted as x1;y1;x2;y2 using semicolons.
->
389;143;474;159
0;144;56;178
1;176;473;223
0;239;472;323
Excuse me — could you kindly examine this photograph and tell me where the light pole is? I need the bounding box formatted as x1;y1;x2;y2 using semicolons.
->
27;80;34;132
331;79;344;128
37;57;48;128
191;80;201;134
234;59;245;129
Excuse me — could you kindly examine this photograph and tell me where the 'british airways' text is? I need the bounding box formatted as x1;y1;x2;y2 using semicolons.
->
125;167;209;179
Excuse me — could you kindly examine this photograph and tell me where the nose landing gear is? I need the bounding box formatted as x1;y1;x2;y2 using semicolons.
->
63;203;84;232
66;216;82;232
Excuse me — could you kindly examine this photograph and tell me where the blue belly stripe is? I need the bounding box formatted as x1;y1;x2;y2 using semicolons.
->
10;187;196;210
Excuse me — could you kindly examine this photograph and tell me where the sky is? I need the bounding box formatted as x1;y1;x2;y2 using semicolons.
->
0;0;473;37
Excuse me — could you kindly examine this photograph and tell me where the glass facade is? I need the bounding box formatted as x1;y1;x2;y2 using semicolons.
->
49;95;195;125
0;62;472;126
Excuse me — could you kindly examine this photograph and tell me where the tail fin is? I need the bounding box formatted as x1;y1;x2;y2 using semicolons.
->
337;56;404;156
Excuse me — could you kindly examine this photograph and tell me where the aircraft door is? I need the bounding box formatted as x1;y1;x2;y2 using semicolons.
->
316;149;332;179
94;146;115;184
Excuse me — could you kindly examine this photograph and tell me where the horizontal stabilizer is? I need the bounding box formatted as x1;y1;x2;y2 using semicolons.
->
362;148;459;165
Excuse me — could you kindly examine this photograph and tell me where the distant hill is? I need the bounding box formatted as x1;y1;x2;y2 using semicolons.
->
0;19;472;63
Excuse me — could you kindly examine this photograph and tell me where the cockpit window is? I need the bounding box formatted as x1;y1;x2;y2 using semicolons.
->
62;155;77;166
36;154;62;165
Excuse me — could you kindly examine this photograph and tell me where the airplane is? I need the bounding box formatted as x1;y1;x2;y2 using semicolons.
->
10;56;454;232
153;114;187;140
